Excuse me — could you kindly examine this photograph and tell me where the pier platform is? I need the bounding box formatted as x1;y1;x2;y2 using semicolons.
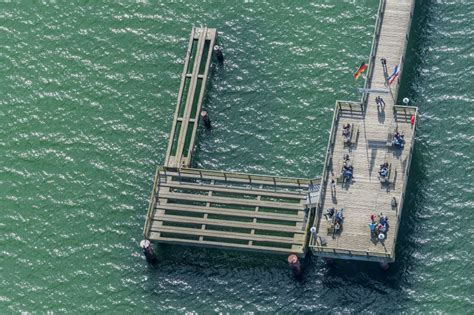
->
309;0;418;263
144;167;319;256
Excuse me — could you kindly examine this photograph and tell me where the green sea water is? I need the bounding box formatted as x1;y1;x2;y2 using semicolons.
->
1;0;473;313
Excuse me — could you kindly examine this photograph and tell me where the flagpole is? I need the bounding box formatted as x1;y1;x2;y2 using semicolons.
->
381;58;396;104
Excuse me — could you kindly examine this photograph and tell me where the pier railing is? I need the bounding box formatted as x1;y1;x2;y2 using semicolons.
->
164;167;319;188
311;246;392;262
143;166;161;237
390;104;418;258
361;0;387;107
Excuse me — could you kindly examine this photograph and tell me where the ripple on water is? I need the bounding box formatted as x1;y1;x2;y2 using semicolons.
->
1;0;473;313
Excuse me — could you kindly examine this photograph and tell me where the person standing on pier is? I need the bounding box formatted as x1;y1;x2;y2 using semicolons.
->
380;57;388;85
375;96;386;110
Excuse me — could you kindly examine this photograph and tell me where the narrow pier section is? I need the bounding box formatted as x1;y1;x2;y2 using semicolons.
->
165;27;217;168
144;167;320;256
309;0;417;263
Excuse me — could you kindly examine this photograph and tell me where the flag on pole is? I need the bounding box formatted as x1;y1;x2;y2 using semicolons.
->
353;62;368;80
387;65;400;85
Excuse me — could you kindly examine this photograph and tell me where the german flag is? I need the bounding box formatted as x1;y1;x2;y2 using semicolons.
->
353;62;368;80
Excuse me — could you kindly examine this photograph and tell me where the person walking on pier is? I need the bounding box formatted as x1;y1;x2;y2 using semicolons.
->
375;96;386;110
380;57;387;74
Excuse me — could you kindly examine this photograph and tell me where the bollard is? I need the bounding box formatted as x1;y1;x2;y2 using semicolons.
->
140;240;157;264
214;45;224;63
200;110;212;130
287;254;302;277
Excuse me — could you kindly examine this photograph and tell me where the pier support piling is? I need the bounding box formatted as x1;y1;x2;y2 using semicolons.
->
214;45;224;63
140;240;157;264
201;110;212;130
379;262;389;271
288;254;302;276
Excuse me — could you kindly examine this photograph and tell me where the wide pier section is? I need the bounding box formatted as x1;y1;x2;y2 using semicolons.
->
144;167;319;256
309;0;417;263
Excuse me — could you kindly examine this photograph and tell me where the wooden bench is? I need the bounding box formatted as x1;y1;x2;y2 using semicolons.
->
388;167;396;184
327;214;336;234
343;123;360;147
379;163;391;183
386;132;393;147
336;159;344;183
386;124;399;148
335;155;352;183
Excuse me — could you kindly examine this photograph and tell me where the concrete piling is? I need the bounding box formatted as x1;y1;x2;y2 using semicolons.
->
140;240;157;264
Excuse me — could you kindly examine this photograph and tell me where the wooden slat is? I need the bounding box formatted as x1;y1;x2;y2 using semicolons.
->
155;214;304;233
148;234;304;255
162;181;306;199
154;203;303;222
159;192;303;211
184;28;217;166
163;169;311;189
150;226;303;245
164;28;196;167
173;29;206;167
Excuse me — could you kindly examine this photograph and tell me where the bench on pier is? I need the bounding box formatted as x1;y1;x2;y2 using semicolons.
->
342;123;360;147
379;163;397;185
379;163;391;184
386;124;399;148
335;154;353;184
327;214;336;234
326;213;342;235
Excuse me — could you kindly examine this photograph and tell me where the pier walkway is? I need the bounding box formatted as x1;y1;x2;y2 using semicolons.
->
309;0;418;263
165;27;216;169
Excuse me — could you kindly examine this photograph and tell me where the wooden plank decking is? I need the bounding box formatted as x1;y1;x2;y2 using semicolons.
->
309;0;417;263
144;0;418;262
144;167;320;256
165;27;216;168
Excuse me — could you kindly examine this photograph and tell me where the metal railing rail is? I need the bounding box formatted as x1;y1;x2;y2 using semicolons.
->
361;0;387;108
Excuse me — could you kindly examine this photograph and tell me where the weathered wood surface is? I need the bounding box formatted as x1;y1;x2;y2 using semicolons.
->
310;0;417;263
144;167;320;256
165;27;217;168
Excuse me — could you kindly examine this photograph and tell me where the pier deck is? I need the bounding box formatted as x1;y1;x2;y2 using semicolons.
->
309;0;417;263
144;167;319;256
165;27;216;168
144;0;418;262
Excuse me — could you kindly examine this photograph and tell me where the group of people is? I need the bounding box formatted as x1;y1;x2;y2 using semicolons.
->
325;207;344;233
392;132;405;148
342;154;353;181
342;123;351;143
379;162;389;178
375;96;386;109
368;213;389;241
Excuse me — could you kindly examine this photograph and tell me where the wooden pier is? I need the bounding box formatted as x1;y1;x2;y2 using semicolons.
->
143;27;320;257
143;0;418;263
165;27;216;169
309;0;418;263
144;167;320;256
